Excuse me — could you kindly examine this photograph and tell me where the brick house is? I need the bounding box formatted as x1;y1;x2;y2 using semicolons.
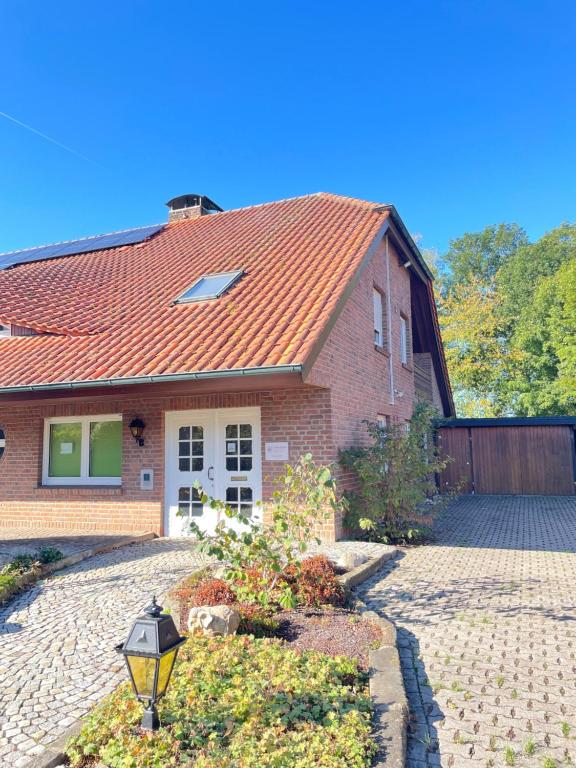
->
0;193;454;540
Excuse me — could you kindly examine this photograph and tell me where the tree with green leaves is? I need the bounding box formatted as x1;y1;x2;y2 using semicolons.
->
440;223;528;292
438;221;576;416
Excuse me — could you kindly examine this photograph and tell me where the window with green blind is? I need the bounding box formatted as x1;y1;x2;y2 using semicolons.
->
43;415;122;485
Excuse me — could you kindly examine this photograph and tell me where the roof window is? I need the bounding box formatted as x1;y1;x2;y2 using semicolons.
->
176;270;243;303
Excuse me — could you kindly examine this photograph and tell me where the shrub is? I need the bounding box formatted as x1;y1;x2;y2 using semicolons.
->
190;454;342;609
340;401;451;541
284;555;345;607
235;603;280;637
190;578;236;607
0;572;17;593
36;546;63;564
4;554;36;574
66;635;376;768
170;568;213;605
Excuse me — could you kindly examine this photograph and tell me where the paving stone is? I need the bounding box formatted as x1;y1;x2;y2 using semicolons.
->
0;537;200;766
359;495;576;768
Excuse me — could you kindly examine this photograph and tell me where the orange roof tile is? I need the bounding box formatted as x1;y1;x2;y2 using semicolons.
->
0;193;388;389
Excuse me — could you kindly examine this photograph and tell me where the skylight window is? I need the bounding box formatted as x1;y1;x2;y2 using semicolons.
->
177;270;244;303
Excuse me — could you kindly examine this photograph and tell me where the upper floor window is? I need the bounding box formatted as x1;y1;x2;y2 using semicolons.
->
400;315;409;364
42;415;122;486
373;289;384;348
0;324;11;337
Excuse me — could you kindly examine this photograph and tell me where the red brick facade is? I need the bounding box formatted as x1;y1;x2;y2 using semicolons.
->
0;234;445;540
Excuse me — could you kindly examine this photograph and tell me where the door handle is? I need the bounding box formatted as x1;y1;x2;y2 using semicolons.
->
207;466;215;481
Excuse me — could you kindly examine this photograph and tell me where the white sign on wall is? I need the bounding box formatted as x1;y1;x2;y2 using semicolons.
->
265;442;289;461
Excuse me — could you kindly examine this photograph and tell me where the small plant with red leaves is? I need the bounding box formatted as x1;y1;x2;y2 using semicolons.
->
284;555;345;607
190;578;237;607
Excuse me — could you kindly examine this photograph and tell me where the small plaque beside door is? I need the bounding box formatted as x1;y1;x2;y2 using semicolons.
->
265;442;289;461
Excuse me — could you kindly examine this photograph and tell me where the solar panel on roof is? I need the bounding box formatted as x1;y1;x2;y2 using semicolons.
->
0;223;164;270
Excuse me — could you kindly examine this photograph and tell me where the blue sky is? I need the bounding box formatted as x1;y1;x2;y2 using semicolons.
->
0;1;574;256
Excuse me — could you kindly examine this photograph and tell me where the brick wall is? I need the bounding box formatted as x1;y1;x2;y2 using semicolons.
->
0;387;334;536
306;234;416;536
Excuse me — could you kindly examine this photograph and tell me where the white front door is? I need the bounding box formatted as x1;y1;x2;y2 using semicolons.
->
165;407;262;536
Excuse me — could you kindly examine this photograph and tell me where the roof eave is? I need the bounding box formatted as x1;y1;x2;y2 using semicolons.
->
0;364;304;394
374;204;435;282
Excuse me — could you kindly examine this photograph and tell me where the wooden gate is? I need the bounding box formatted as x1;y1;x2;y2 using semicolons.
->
437;417;576;496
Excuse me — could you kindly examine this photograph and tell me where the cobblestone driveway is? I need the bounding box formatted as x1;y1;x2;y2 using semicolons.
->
0;538;200;767
360;496;576;768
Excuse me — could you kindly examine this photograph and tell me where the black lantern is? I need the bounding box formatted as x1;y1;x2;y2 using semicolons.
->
129;418;146;446
116;597;186;730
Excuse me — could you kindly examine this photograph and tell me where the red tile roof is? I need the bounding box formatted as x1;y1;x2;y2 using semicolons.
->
0;193;390;389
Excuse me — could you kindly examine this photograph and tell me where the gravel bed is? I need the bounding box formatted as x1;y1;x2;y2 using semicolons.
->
274;607;382;669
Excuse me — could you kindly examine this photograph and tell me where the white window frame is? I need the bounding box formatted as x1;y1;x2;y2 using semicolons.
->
42;414;122;486
0;323;12;337
373;288;384;348
400;315;409;364
176;270;244;303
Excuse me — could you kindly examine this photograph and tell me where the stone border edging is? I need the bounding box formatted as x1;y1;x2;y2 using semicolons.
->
340;547;408;768
337;546;398;589
1;532;156;607
357;597;409;768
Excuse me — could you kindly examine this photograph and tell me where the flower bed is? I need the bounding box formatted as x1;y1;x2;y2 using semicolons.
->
66;635;376;768
0;547;63;604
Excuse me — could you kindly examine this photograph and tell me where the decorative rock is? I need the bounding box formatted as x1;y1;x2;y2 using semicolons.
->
187;605;241;637
336;552;369;571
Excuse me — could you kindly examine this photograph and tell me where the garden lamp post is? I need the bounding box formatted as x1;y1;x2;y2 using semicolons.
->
116;596;186;731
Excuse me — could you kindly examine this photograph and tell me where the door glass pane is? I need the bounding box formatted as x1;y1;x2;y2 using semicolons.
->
179;425;203;472
191;487;203;517
225;424;252;473
49;423;82;477
226;486;253;517
89;420;122;477
178;486;190;516
179;486;203;517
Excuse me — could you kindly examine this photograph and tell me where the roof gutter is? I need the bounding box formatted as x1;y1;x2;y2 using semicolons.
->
0;364;304;394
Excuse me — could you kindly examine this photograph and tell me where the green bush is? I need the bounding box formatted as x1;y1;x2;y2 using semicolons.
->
0;572;17;593
4;553;36;574
66;636;375;768
36;546;64;565
340;401;450;541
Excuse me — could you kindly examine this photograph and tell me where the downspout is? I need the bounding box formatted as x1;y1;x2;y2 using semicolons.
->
385;235;395;406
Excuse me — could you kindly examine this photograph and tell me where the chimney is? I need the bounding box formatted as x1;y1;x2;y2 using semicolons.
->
166;194;223;222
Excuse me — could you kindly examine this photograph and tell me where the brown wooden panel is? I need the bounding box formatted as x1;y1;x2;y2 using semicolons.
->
437;427;473;494
518;426;574;495
471;425;575;495
472;428;523;494
438;424;575;496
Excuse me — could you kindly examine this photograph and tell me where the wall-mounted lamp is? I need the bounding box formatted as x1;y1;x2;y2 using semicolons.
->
129;418;146;447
